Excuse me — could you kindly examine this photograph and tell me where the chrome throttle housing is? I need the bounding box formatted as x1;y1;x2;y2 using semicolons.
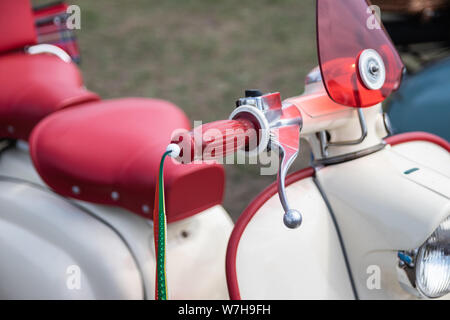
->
230;90;303;228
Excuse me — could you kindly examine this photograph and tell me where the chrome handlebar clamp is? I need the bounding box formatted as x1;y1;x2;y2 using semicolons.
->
230;91;303;228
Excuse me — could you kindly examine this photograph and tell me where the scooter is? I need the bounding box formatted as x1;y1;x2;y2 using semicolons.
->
1;0;449;300
0;0;232;299
166;0;450;300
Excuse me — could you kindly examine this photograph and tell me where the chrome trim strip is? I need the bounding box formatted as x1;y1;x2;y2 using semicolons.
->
314;143;386;166
27;44;72;63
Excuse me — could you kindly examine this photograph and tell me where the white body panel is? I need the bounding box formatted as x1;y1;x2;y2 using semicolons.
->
236;141;450;300
316;141;450;299
237;177;355;299
0;144;233;299
0;180;143;299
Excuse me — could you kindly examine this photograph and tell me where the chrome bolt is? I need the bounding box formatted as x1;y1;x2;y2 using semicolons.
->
72;186;80;195
111;191;120;201
142;205;150;214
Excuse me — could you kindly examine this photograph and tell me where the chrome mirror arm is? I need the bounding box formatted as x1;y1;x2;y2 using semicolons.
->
327;108;367;146
319;108;368;158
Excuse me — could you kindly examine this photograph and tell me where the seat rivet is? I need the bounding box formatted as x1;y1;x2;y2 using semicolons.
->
111;191;120;201
142;205;150;213
72;186;80;195
7;125;14;133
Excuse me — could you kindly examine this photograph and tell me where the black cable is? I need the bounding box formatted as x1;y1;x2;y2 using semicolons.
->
313;174;360;300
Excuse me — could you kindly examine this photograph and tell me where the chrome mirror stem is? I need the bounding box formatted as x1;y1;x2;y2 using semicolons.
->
319;108;368;158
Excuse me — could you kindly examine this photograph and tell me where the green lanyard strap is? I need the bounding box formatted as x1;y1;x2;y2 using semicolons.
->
153;151;171;300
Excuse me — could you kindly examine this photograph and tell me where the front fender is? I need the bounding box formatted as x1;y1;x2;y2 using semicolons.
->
226;168;355;299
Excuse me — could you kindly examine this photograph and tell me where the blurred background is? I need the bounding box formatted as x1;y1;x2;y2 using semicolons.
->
31;0;450;220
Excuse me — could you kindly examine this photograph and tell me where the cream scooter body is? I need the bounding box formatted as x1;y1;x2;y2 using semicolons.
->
233;81;450;300
0;142;233;299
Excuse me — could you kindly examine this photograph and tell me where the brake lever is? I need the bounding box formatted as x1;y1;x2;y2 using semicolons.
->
172;91;303;228
270;104;303;228
232;92;303;228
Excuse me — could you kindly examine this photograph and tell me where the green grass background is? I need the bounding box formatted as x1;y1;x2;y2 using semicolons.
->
34;0;317;219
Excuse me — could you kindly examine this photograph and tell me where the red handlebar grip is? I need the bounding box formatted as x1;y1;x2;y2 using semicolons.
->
171;119;257;162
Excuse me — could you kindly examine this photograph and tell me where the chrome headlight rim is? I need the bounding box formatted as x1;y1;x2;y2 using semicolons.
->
415;216;450;299
415;242;447;298
398;216;450;299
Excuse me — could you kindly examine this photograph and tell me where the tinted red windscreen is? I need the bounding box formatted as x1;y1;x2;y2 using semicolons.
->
317;0;404;107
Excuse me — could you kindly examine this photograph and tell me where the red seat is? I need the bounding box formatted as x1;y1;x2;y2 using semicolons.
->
29;98;225;222
0;0;98;140
0;53;99;140
0;0;36;53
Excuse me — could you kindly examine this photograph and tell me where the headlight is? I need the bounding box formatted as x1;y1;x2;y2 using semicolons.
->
415;216;450;298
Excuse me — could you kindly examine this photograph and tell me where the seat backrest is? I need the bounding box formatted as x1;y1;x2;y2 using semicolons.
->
0;0;37;54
